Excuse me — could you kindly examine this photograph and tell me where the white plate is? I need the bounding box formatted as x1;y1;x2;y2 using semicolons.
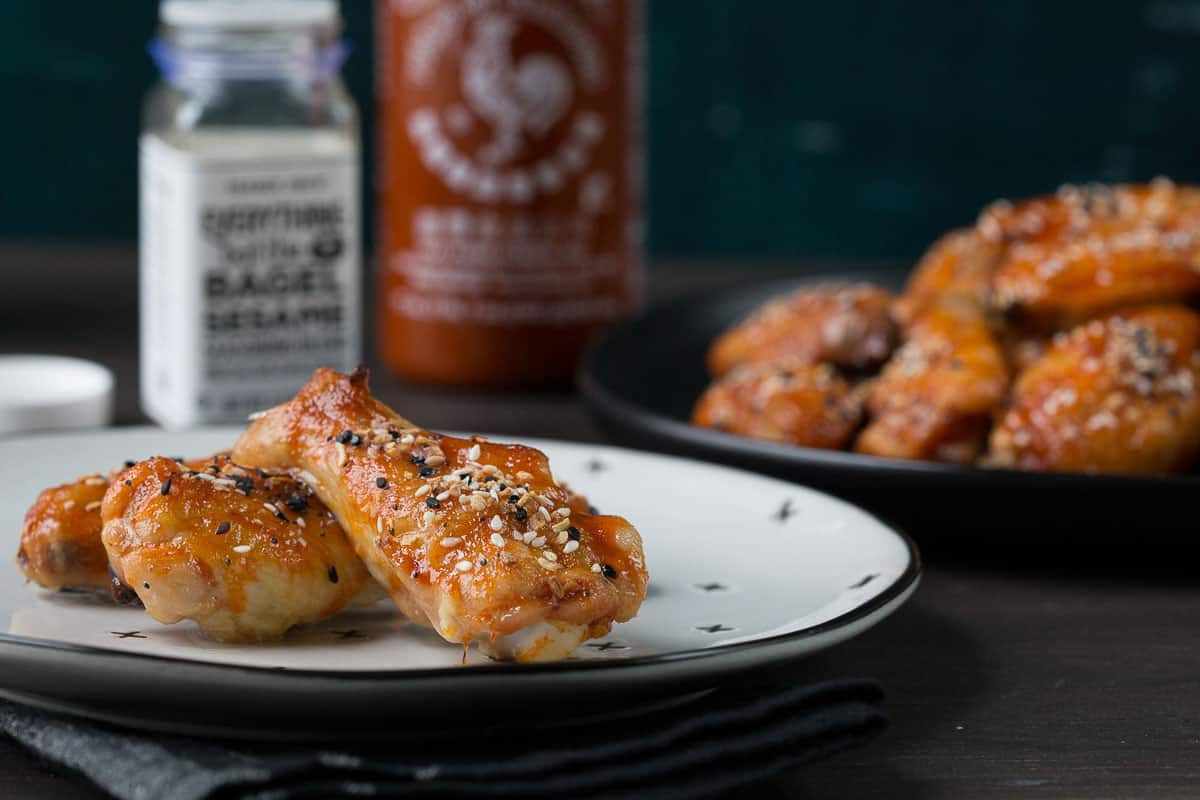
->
0;427;919;738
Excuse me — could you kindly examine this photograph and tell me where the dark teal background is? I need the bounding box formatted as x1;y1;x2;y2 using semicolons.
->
4;1;1200;258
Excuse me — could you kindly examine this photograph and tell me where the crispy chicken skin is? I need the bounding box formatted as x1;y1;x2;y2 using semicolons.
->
692;360;863;449
232;368;648;662
707;283;896;375
989;181;1200;327
17;473;112;592
987;306;1200;474
101;454;377;642
893;229;1003;328
856;297;1009;463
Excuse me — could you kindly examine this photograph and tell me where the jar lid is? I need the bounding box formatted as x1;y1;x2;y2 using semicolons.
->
160;0;339;29
0;356;114;436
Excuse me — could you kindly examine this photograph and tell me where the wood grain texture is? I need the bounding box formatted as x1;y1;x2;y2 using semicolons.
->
2;249;1197;798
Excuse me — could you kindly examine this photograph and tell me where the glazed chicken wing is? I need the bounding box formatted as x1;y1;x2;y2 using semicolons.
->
989;181;1200;327
231;368;647;662
17;472;112;592
987;306;1200;474
692;360;863;449
856;297;1009;463
892;229;1003;328
707;283;897;375
101;454;379;642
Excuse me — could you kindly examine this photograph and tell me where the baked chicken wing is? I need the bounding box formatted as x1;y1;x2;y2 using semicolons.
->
987;306;1200;474
17;472;112;592
707;283;896;375
989;181;1200;327
893;229;1003;328
856;297;1009;463
692;360;863;449
232;368;648;662
101;454;378;642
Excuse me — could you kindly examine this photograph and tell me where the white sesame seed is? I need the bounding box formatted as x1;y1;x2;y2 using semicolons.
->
84;500;102;512
523;531;537;543
490;532;506;548
542;550;558;562
336;442;348;467
554;507;571;518
440;536;462;547
564;540;580;554
531;536;547;548
425;455;446;467
400;434;414;445
83;476;106;486
591;563;602;573
436;490;451;502
552;519;572;532
422;510;436;526
414;484;431;497
247;409;268;421
467;444;481;461
489;515;503;531
296;517;305;527
376;517;383;534
512;532;523;541
516;471;533;482
537;557;560;571
62;500;76;510
233;544;251;553
455;559;473;572
555;530;569;545
263;503;278;514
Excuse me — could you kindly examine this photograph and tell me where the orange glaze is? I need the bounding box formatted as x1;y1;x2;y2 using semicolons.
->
17;473;112;591
692;360;863;449
988;306;1200;474
101;454;377;642
707;283;896;376
232;368;648;660
892;229;1003;328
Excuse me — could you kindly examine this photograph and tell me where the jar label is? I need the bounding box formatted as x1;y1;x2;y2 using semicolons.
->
139;132;360;427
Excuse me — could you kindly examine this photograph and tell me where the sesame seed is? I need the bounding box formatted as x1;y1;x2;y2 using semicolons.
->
83;476;106;486
537;507;552;522
336;430;354;444
523;531;537;543
415;484;431;497
440;536;462;547
516;471;533;481
422;510;436;526
426;496;441;509
490;532;505;547
531;536;547;548
552;519;572;532
563;540;580;554
602;564;618;579
489;515;503;531
567;526;581;541
537;557;560;571
62;500;76;510
514;507;528;522
467;444;481;461
554;507;571;518
296;517;305;527
555;530;569;545
401;434;414;445
418;466;435;478
233;544;251;554
436;490;451;501
161;477;172;496
376;477;388;489
543;550;558;561
215;522;231;535
328;565;338;583
455;559;473;572
84;500;102;512
425;455;446;467
591;563;602;573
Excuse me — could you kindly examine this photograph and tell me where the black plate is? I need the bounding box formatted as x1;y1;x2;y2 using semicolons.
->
580;272;1200;557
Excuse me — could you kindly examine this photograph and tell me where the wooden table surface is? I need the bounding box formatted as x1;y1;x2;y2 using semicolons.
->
3;248;1198;799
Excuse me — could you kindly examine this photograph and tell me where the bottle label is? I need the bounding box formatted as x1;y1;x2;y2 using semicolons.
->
377;0;644;382
139;133;360;427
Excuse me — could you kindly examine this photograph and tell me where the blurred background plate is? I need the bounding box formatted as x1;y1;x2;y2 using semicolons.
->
580;272;1200;558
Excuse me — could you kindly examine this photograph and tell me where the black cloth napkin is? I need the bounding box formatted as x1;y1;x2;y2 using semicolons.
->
0;678;886;800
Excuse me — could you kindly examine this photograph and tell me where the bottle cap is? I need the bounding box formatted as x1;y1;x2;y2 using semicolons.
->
160;0;339;29
0;356;115;436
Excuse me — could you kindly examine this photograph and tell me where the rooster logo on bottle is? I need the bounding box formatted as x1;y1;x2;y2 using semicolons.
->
461;13;573;166
404;2;609;205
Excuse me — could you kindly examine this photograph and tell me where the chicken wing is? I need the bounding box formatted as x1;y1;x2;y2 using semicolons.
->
856;296;1009;463
17;472;112;592
892;229;1003;328
989;180;1200;327
707;283;896;376
986;306;1200;474
231;368;648;662
101;454;379;642
692;360;863;449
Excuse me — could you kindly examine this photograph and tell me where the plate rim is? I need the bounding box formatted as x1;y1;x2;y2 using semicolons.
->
0;428;922;680
579;272;1200;489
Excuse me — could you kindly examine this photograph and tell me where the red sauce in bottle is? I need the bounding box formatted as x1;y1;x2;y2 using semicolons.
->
376;0;644;387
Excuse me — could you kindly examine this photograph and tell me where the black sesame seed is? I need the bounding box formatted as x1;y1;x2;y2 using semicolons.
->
602;564;618;579
418;466;435;478
160;477;172;496
124;479;132;487
484;475;497;482
225;558;231;566
410;454;426;465
507;495;520;504
234;476;255;494
388;527;395;536
588;505;600;515
411;569;420;579
124;460;136;468
479;558;487;566
349;434;363;447
319;530;326;537
567;526;581;541
328;565;339;584
425;497;441;509
514;507;528;522
215;522;231;535
275;511;290;523
143;581;149;589
271;537;278;544
336;430;354;444
172;456;184;463
283;492;308;513
376;477;388;489
389;430;400;440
